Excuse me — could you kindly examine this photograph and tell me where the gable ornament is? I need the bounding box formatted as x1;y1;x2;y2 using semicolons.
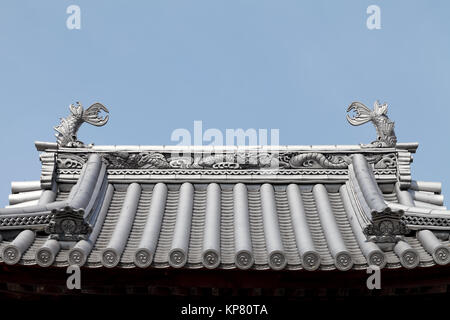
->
54;102;109;147
347;101;397;147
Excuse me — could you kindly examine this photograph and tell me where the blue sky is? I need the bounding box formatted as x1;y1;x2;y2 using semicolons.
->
0;1;449;206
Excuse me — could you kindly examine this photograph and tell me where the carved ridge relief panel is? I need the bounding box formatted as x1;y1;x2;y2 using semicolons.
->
56;151;398;175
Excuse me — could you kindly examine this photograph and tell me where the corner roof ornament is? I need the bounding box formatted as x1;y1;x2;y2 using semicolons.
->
54;102;109;147
346;100;397;148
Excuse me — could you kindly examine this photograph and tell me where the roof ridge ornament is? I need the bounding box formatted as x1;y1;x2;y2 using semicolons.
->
54;102;109;147
347;101;397;148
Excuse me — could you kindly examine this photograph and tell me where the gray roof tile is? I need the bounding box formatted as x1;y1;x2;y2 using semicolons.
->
1;147;449;273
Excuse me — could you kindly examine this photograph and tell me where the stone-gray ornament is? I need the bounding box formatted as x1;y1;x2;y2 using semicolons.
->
54;102;109;147
347;101;397;147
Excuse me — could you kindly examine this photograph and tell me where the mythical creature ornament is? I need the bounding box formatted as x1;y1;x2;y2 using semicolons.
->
346;101;397;147
54;102;109;147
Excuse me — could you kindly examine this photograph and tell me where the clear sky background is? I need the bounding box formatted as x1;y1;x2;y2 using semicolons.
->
0;1;449;207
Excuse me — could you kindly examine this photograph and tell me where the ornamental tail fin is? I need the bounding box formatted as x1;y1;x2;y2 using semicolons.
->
82;103;109;127
346;101;373;126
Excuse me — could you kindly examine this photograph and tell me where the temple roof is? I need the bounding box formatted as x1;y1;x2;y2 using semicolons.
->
0;102;449;272
0;142;449;271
